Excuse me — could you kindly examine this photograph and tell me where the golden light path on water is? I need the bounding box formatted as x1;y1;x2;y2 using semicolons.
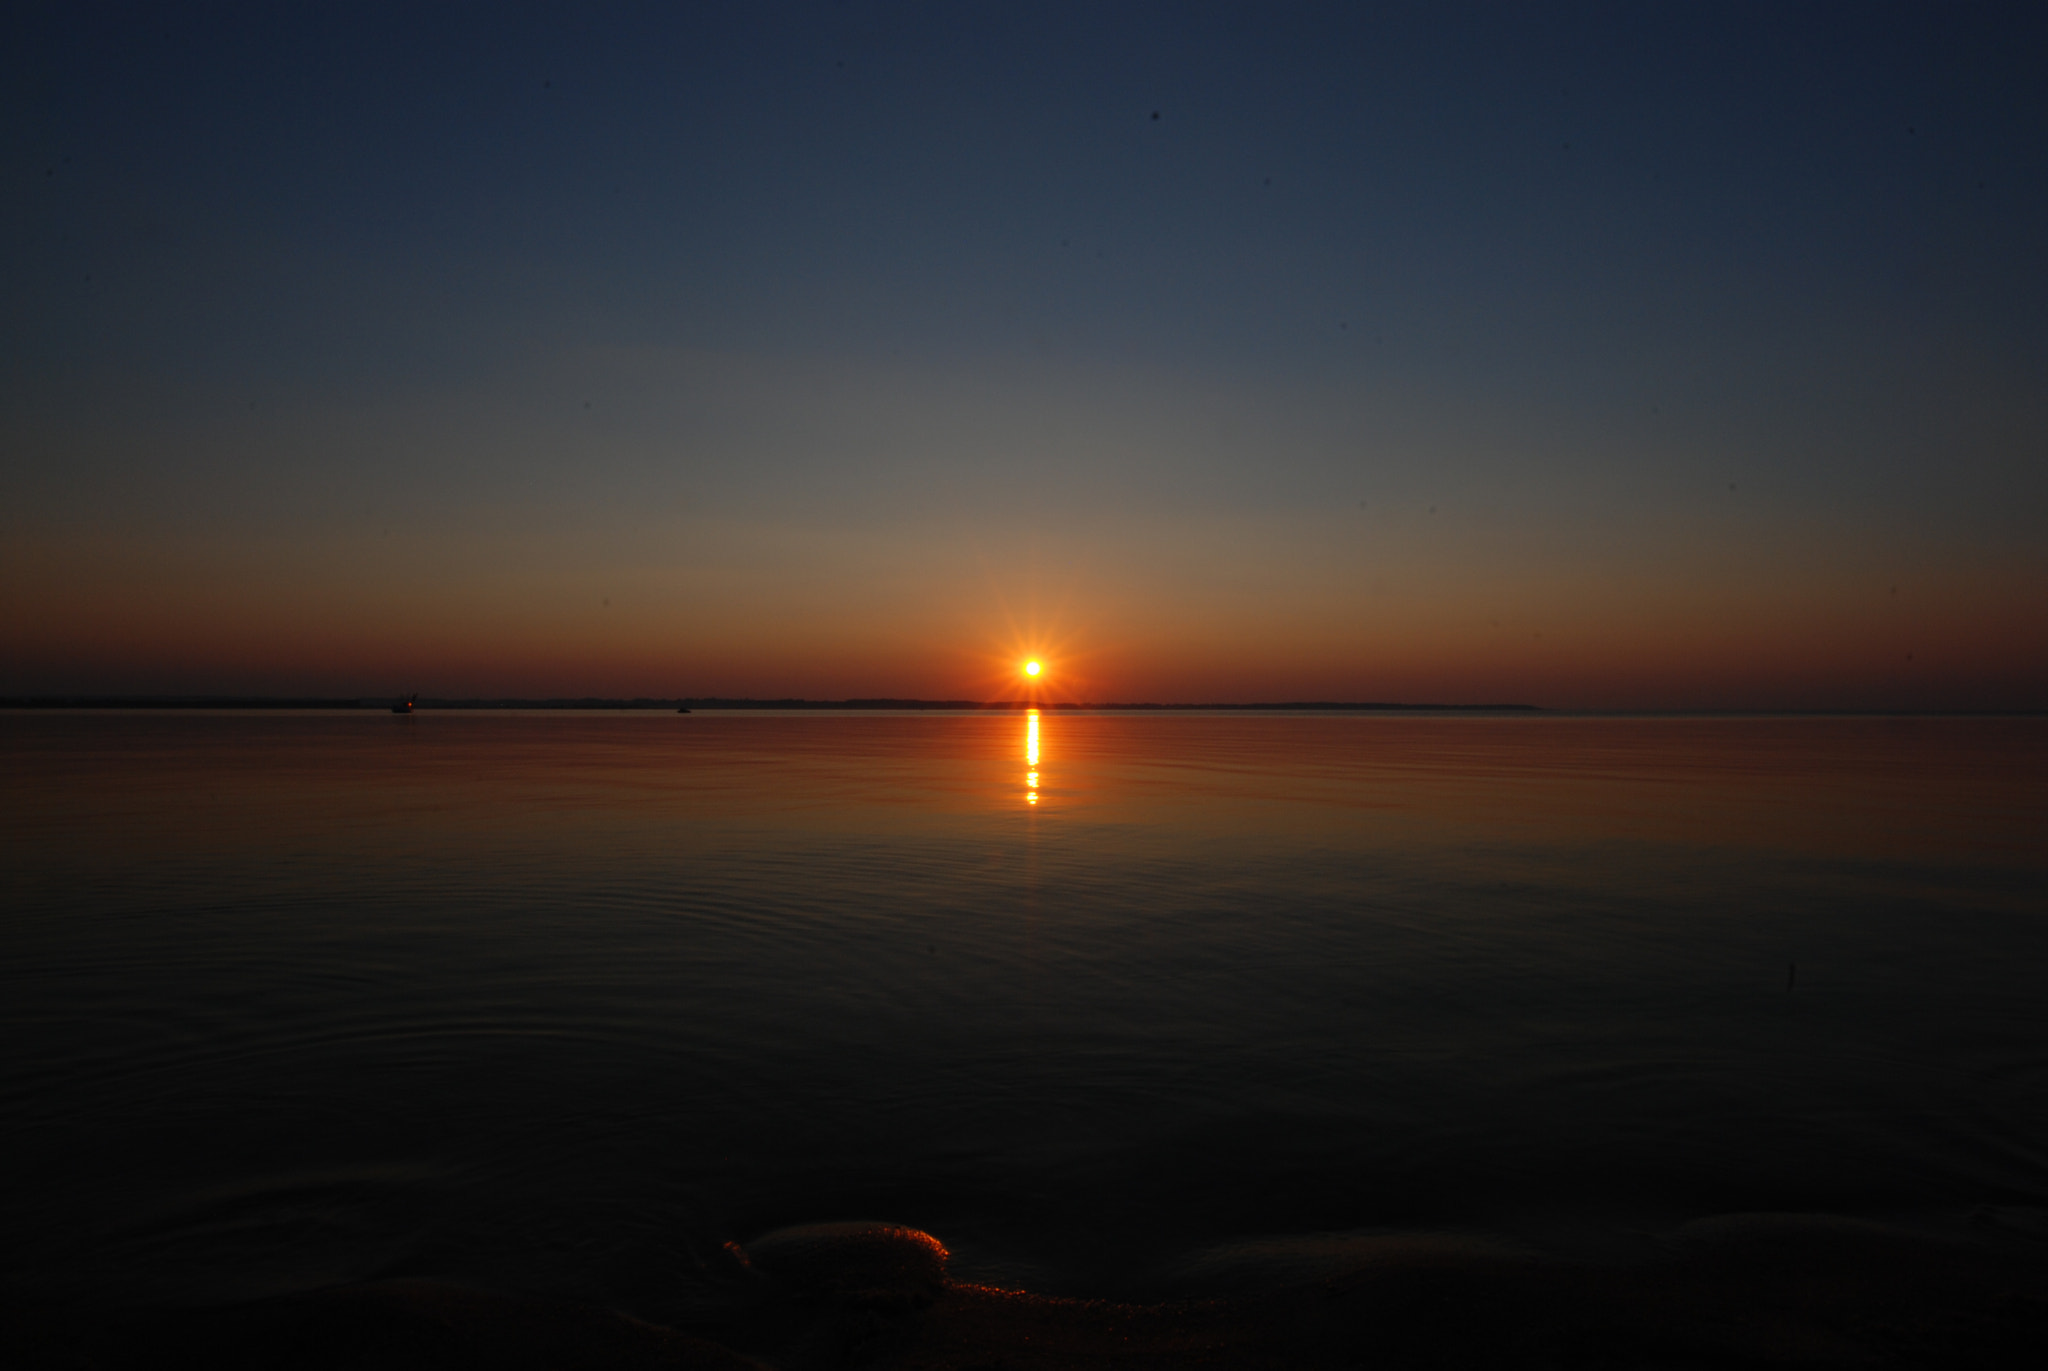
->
1025;710;1040;806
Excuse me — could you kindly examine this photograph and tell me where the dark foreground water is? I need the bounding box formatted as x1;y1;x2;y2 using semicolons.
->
3;710;2045;1320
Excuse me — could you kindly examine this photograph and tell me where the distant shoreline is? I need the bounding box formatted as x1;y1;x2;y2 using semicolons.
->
0;695;1541;712
7;698;2046;715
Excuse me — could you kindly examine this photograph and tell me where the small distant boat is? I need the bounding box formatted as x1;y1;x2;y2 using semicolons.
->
392;693;416;715
676;706;692;714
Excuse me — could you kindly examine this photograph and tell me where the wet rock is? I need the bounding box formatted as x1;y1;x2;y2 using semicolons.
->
741;1222;948;1309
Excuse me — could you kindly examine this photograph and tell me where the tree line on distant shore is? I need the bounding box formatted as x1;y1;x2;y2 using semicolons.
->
2;695;1542;712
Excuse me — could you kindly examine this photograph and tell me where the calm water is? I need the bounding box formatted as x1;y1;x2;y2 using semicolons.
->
4;710;2045;1315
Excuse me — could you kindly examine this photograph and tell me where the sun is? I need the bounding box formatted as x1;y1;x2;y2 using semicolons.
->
1023;660;1043;677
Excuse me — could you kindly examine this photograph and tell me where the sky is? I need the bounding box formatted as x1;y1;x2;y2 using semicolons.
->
5;2;2046;708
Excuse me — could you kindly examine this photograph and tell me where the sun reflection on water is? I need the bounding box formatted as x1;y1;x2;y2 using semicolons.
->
1025;709;1040;806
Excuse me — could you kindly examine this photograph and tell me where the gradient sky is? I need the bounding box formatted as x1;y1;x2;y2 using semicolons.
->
6;2;2046;707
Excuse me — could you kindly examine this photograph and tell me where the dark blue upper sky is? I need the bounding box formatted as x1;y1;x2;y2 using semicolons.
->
6;3;2046;704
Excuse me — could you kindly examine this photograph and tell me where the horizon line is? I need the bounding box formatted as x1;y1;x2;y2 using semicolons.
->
6;695;2046;716
2;694;1538;712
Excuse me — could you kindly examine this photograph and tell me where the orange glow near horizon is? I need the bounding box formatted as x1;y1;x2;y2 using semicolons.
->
5;539;2043;709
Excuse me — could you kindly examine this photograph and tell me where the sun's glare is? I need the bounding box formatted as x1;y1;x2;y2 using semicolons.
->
1024;660;1042;677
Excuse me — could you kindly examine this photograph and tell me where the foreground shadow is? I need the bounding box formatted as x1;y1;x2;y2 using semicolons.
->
10;1217;2048;1369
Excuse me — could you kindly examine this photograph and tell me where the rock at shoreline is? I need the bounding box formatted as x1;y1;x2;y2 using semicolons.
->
740;1221;949;1308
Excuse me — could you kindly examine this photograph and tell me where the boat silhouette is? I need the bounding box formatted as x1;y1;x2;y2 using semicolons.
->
392;693;416;715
